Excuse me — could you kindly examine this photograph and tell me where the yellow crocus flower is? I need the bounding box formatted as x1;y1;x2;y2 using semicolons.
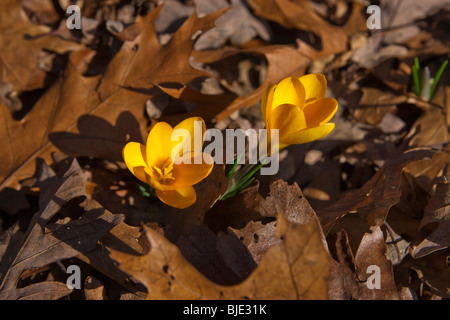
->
261;73;338;151
122;117;213;209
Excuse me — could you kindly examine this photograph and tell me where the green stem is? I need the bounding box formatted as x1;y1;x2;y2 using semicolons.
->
429;60;448;101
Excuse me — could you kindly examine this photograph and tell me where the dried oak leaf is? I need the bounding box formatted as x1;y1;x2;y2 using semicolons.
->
111;213;332;300
84;276;106;300
97;5;227;95
193;0;270;50
175;223;256;285
411;176;450;258
354;226;399;300
0;158;123;299
1;6;228;189
329;227;402;300
76;198;146;298
247;0;366;57
328;230;361;300
403;249;450;298
183;0;364;123
187;44;311;123
208;179;325;264
0;0;82;93
0;49;100;188
317;147;449;234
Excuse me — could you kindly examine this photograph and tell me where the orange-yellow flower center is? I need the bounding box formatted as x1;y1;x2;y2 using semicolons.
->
152;162;175;184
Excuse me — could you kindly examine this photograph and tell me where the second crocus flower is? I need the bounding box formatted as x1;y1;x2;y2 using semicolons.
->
261;73;338;151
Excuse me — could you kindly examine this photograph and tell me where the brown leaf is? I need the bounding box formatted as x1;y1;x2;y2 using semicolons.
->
194;0;270;50
206;179;318;234
97;5;227;94
0;281;72;300
0;0;82;93
317;148;449;233
111;213;332;299
0;49;101;189
328;230;361;300
411;176;450;258
84;276;106;300
22;0;61;25
175;224;256;285
247;0;366;57
191;44;311;122
329;226;402;300
257;180;319;225
403;249;450;298
76;199;146;297
209;180;326;264
228;220;278;265
354;226;399;299
0;6;228;189
408;106;448;148
0;158;123;299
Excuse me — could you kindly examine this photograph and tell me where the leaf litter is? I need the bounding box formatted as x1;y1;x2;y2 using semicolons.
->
0;0;449;300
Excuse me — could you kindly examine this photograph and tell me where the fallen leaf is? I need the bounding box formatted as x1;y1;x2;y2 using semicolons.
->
0;158;123;299
411;176;450;258
111;213;332;299
354;226;399;299
176;223;256;285
0;5;228;189
191;44;311;123
0;49;100;188
84;276;106;300
317;148;449;233
0;281;72;300
403;249;450;298
0;0;82;93
328;230;362;300
194;0;270;50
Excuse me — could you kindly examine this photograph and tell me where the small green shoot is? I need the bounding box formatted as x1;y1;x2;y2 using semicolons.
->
411;58;448;102
220;155;265;200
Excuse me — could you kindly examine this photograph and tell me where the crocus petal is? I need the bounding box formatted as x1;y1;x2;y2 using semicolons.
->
146;122;174;167
170;152;214;188
279;123;335;147
172;117;206;158
261;83;276;128
122;142;148;183
299;73;327;104
268;103;307;137
303;98;338;127
271;77;305;111
156;186;196;209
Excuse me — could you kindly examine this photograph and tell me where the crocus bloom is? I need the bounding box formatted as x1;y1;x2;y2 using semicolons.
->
122;117;213;209
261;73;338;151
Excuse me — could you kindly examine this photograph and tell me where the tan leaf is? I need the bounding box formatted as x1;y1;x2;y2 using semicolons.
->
317;148;449;233
411;176;450;258
111;213;332;300
0;158;123;299
0;0;82;93
354;226;399;299
0;6;229;189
